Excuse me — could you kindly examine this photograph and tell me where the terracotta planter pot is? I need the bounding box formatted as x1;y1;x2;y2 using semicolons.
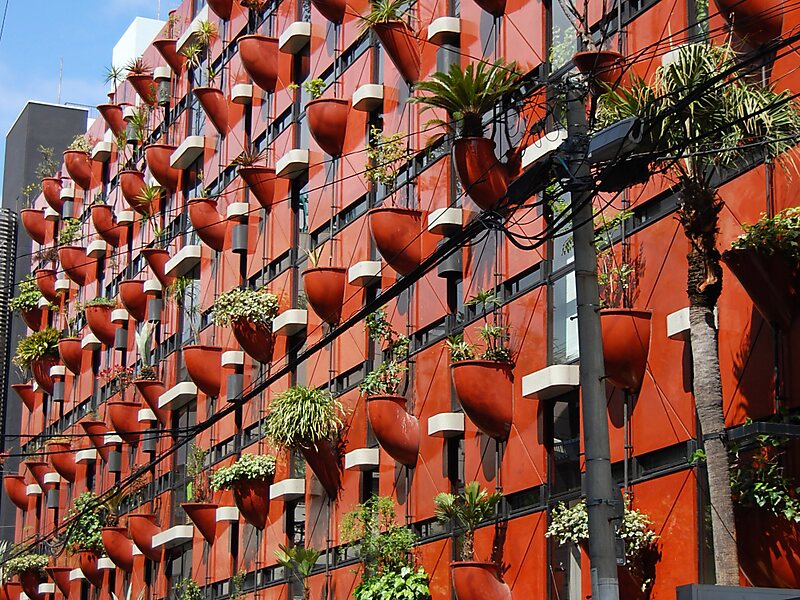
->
600;309;652;392
3;475;29;510
80;420;111;462
141;247;175;287
127;514;162;562
453;137;510;211
119;280;148;322
301;440;341;499
85;304;118;347
119;170;154;215
722;248;799;330
367;206;423;275
20;209;48;245
367;395;420;466
101;526;134;572
144;144;180;192
573;50;626;90
34;269;58;303
182;502;219;543
109;401;143;444
31;356;59;395
21;308;43;331
128;74;157;105
451;360;513;440
239;166;276;210
238;35;279;92
91;204;124;246
737;507;800;588
714;0;783;45
232;478;272;530
11;384;36;412
134;379;168;424
302;267;346;324
58;246;95;286
450;562;511;600
58;338;82;375
41;177;63;211
63;150;94;190
44;567;71;597
194;87;229;134
231;320;275;363
153;39;185;72
473;0;506;16
25;460;51;489
78;550;103;587
19;570;43;600
1;582;22;600
188;198;227;251
306;98;350;156
373;21;420;83
183;345;223;397
47;441;76;482
97;104;126;136
310;0;347;22
208;0;234;19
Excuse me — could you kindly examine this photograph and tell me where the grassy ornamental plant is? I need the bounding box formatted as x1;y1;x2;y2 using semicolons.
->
63;492;106;554
434;481;502;561
210;287;280;327
67;134;92;154
9;275;45;315
731;207;800;261
2;552;49;580
13;327;61;370
361;0;410;28
447;290;512;363
264;386;343;450
209;453;276;491
85;297;117;308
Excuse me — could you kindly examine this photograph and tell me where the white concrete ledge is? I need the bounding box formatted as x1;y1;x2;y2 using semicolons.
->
69;569;85;581
666;306;719;341
521;364;580;400
427;16;460;45
276;149;308;179
170;135;205;170
428;412;465;437
352;84;383;112
111;308;129;323
231;83;253;105
37;584;54;595
270;478;305;500
26;484;42;495
154;66;172;82
75;449;97;463
176;5;209;53
60;186;77;200
44;207;60;221
43;473;61;485
428;207;462;234
159;381;198;410
279;21;311;54
272;309;307;336
165;245;201;277
91;141;113;162
138;408;157;422
216;506;240;522
87;240;107;258
345;448;380;471
348;260;382;287
123;106;138;121
131;546;142;556
152;524;194;548
19;593;29;600
49;365;66;377
521;129;568;170
226;202;250;220
55;279;71;293
104;434;123;445
143;278;162;295
97;558;115;570
221;351;244;367
81;334;101;351
117;210;135;225
37;297;50;309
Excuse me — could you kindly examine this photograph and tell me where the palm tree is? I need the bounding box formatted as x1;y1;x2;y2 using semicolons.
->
275;544;321;600
434;481;502;561
597;41;800;584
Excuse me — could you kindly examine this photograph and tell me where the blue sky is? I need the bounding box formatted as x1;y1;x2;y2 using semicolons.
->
0;0;181;189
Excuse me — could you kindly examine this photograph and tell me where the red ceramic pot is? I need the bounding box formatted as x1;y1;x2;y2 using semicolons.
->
90;204;124;247
144;144;180;192
238;35;279;92
181;502;219;543
21;308;43;331
573;50;626;91
153;39;185;72
78;550;103;587
63;150;94;190
367;395;420;466
80;420;111;462
310;0;347;22
44;567;71;597
3;475;29;510
101;526;134;572
31;356;59;395
47;441;76;482
208;0;234;19
58;246;95;286
232;478;272;530
97;104;126;136
188;198;227;251
41;177;63;212
134;379;168;424
194;87;229;134
34;269;58;303
473;0;506;16
301;440;341;499
119;170;151;214
11;384;36;412
58;338;82;375
239;166;276;210
20;209;48;245
25;460;51;489
231;320;275;363
118;280;147;322
372;21;420;83
451;360;513;440
127;514;162;562
367;206;423;275
108;401;143;444
306;98;350;156
714;0;783;45
19;570;43;600
452;137;510;211
127;74;157;105
183;345;223;397
451;562;511;600
302;267;346;324
1;582;22;600
600;309;652;392
141;248;175;287
85;304;118;347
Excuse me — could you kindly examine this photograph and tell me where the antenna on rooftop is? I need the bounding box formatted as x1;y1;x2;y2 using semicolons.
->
57;58;63;104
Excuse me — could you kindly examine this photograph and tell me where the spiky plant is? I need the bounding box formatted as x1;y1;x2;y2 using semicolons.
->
274;544;321;600
360;0;410;29
104;64;126;97
264;385;343;450
125;57;151;76
434;481;502;561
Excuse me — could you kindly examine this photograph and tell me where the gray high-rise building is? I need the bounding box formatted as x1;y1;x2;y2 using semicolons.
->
0;101;87;543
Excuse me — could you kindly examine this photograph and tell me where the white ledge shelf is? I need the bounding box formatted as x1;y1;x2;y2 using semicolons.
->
26;484;42;496
666;306;718;340
117;210;135;225
216;506;240;522
273;309;307;336
43;473;61;485
170;136;205;169
37;297;50;309
97;558;115;570
54;279;71;293
152;524;194;549
427;17;460;45
81;334;101;351
345;448;380;471
231;83;253;105
270;478;305;500
428;207;463;234
279;21;311;54
143;278;162;295
428;412;465;437
165;245;201;277
276;149;308;179
91;141;113;162
49;365;66;378
123;106;138;121
104;434;123;445
75;449;97;463
69;569;85;581
348;260;382;287
138;408;157;422
38;584;55;595
154;66;171;82
226;202;250;220
87;240;107;258
44;207;60;221
521;129;568;170
111;308;129;323
521;364;580;400
221;351;245;367
176;5;209;53
60;186;76;200
352;84;384;112
159;381;198;411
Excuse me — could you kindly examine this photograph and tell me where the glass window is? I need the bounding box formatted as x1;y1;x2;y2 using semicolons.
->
550;0;577;71
552;271;578;364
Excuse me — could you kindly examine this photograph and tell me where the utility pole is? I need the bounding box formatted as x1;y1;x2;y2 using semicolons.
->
565;79;620;600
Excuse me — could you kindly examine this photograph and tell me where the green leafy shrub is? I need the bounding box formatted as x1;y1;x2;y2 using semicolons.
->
67;134;92;154
175;578;203;600
85;297;117;308
210;287;280;327
434;481;502;561
9;275;44;314
274;544;320;600
731;207;800;261
209;453;276;491
354;567;431;600
264;386;343;450
63;492;105;554
359;309;410;396
447;290;512;363
58;218;81;246
3;553;49;580
13;327;60;369
365;126;410;189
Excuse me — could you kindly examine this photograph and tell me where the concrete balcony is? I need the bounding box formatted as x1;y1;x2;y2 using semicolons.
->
279;21;311;54
231;83;253;105
158;381;198;411
348;260;382;287
170;136;205;170
152;524;194;548
165;245;201;277
352;84;383;112
273;309;307;336
428;207;463;234
521;364;580;400
216;506;240;522
427;412;465;437
276;149;308;179
75;449;97;463
427;16;460;45
81;334;101;351
269;478;305;500
91;141;113;162
345;448;380;471
221;351;245;367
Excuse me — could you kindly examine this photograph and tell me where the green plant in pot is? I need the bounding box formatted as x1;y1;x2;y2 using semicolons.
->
175;578;203;600
180;444;219;542
409;60;523;210
296;76;350;157
10;275;47;330
264;385;344;498
62;491;107;587
84;297;119;347
301;240;348;326
210;452;276;530
13;327;60;393
3;552;49;595
210;287;280;363
361;0;420;83
274;544;320;600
